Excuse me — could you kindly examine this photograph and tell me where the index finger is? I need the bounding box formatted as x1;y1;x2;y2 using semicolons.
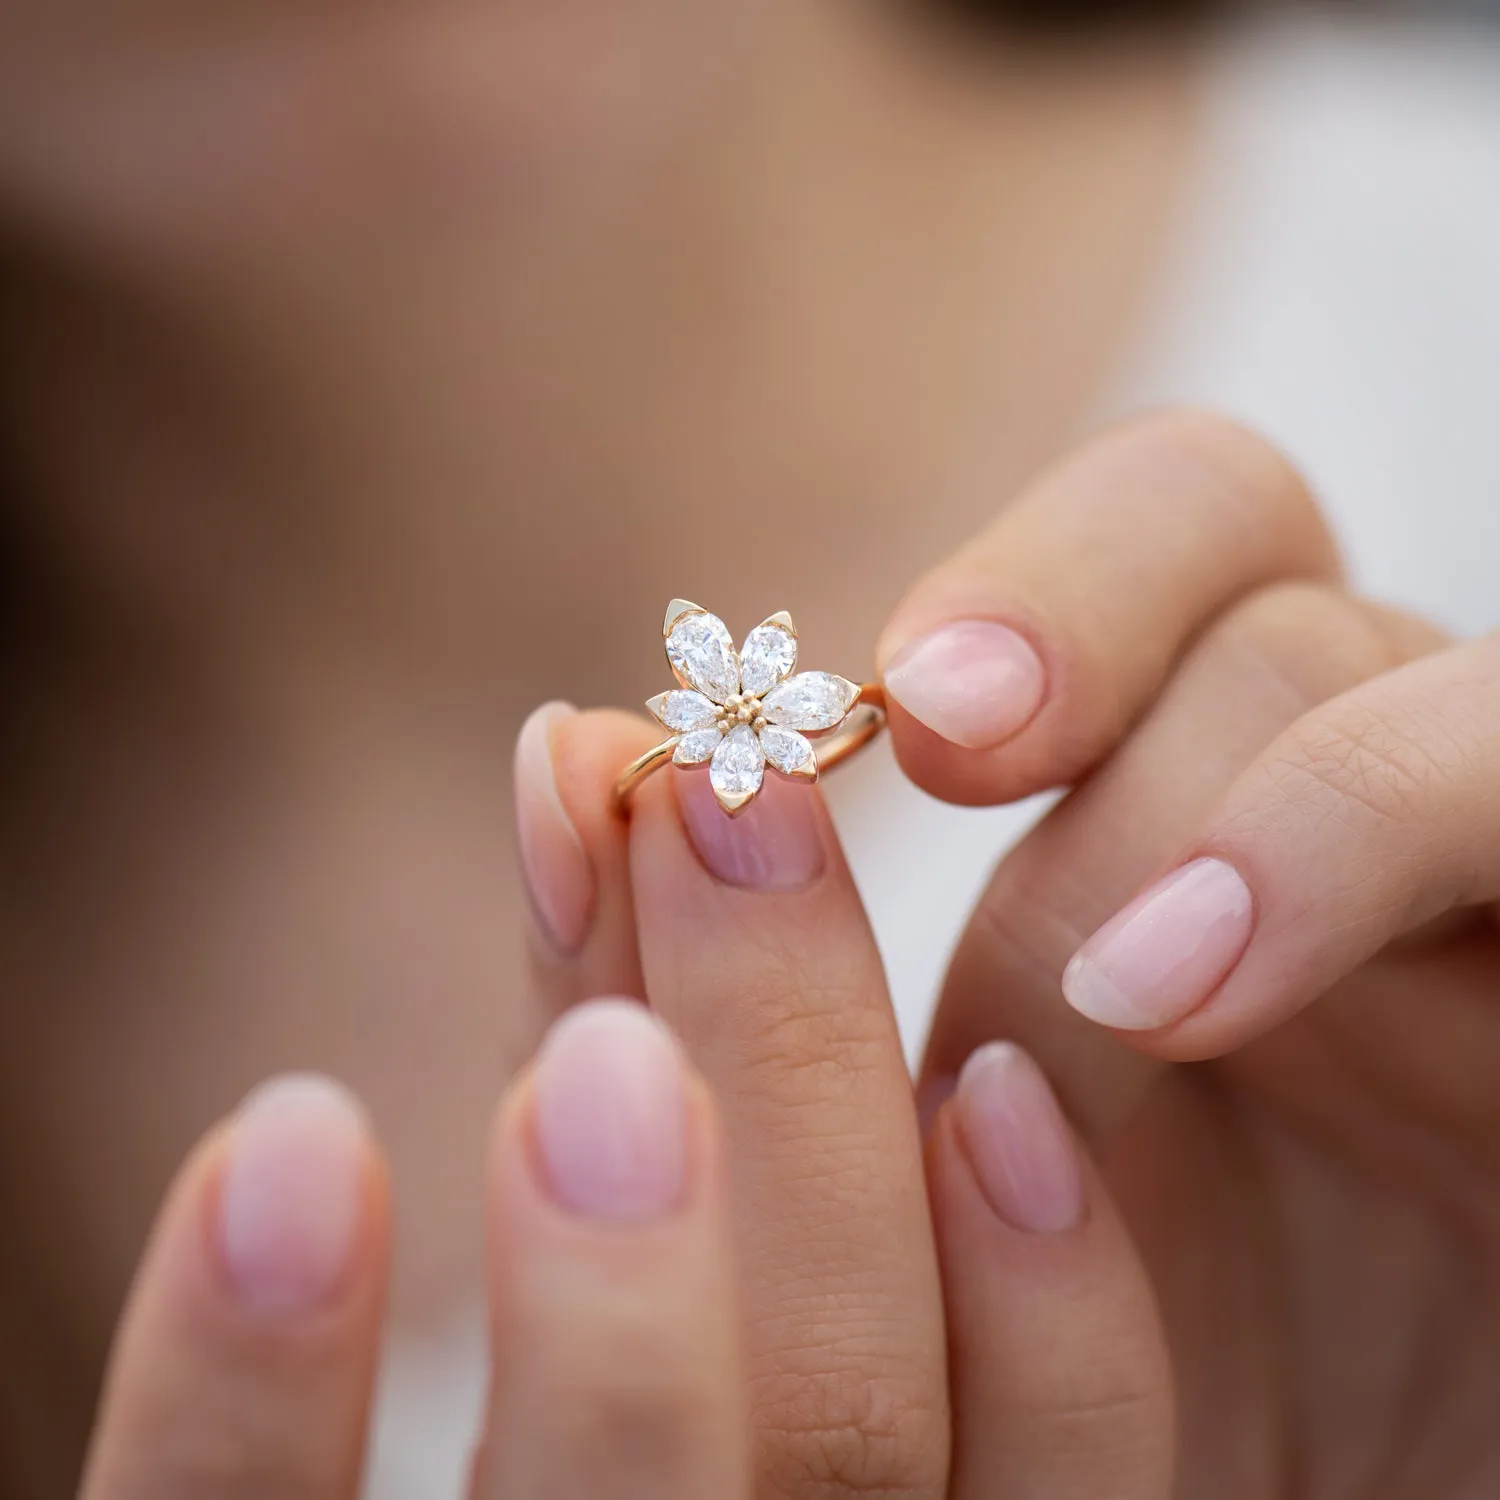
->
625;754;949;1499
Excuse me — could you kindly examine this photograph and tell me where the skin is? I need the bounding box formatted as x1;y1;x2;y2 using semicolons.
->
0;2;1196;1487
84;411;1500;1498
8;4;1495;1497
522;707;1154;1498
885;411;1500;1497
79;859;1168;1500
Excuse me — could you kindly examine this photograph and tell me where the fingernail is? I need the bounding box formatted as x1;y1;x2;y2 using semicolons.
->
218;1074;368;1312
955;1042;1083;1234
884;620;1046;750
515;702;593;953
916;1072;957;1136
532;999;688;1222
1062;857;1255;1031
676;769;825;891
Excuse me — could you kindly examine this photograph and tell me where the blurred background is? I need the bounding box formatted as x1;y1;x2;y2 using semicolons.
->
0;1;1497;1494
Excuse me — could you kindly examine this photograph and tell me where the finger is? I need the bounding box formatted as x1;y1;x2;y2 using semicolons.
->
82;1077;388;1500
628;764;948;1497
1062;629;1500;1063
877;409;1341;807
473;1000;749;1500
921;584;1426;1139
931;1044;1173;1500
514;703;658;1026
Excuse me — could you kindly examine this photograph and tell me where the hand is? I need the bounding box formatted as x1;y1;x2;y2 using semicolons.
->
83;694;1175;1500
518;704;1175;1498
880;410;1500;1496
80;1014;749;1500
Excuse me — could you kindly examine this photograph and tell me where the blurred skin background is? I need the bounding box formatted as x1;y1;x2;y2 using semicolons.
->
0;0;1497;1494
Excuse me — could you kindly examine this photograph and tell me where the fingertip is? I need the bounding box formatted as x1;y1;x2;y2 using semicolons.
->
521;706;656;1009
1060;858;1256;1037
480;1004;739;1453
883;619;1048;752
476;1003;747;1499
82;1079;391;1500
551;707;663;838
530;999;690;1223
488;998;723;1232
951;1042;1085;1236
131;1074;390;1332
516;702;594;954
212;1074;386;1316
882;712;1056;807
877;611;1064;807
875;408;1343;811
928;1039;1174;1496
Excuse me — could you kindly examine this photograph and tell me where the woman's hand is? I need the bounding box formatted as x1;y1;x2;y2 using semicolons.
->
509;708;1174;1499
84;691;1174;1499
881;409;1500;1496
81;1010;751;1500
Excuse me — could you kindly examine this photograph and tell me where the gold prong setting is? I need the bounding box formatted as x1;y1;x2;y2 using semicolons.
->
714;692;767;732
644;602;859;814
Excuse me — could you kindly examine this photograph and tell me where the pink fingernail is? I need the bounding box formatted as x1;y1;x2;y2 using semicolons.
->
217;1075;368;1313
956;1042;1083;1234
676;770;825;891
532;1000;687;1222
1062;857;1255;1031
515;702;593;953
884;620;1046;750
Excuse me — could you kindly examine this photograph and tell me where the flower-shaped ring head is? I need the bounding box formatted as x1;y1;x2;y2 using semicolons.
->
645;599;864;815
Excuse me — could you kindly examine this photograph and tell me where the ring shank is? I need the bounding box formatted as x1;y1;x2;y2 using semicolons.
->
614;683;886;811
808;685;886;776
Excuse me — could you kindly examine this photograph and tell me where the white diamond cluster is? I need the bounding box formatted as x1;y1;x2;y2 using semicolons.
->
647;602;861;813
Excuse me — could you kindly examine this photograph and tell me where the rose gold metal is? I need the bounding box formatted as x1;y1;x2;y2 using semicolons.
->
810;683;885;776
616;602;885;816
613;682;886;814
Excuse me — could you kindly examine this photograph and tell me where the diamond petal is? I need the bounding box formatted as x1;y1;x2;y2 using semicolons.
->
761;673;860;732
673;727;722;765
759;725;816;780
709;723;764;812
738;618;798;698
666;610;739;704
647;689;719;732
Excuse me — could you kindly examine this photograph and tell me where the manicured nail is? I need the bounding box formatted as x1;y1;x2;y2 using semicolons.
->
515;702;593;953
532;1000;688;1222
1063;857;1255;1030
956;1042;1083;1234
676;770;825;891
218;1075;368;1312
884;620;1046;750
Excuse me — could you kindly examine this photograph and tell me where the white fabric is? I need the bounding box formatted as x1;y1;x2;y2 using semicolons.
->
367;17;1500;1495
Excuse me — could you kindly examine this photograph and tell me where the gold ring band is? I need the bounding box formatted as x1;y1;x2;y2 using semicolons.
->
614;684;886;812
613;599;887;817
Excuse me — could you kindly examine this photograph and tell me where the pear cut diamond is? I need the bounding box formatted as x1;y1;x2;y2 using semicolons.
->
738;623;797;698
666;611;739;704
762;673;859;733
648;689;719;732
760;725;815;778
673;727;722;765
710;723;764;808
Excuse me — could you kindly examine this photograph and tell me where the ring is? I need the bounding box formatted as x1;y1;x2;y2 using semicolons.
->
614;599;887;817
